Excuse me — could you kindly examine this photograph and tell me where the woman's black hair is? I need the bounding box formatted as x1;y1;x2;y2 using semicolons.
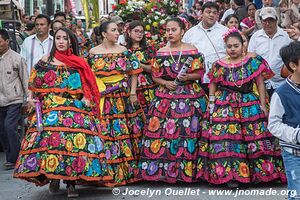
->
247;2;257;11
280;41;300;72
125;20;147;50
166;17;186;30
50;20;65;36
224;14;239;26
99;20;115;40
224;31;244;45
48;27;79;62
93;26;102;45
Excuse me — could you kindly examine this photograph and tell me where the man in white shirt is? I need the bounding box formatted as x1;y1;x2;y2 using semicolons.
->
183;1;228;93
255;0;281;29
21;14;53;75
248;7;291;96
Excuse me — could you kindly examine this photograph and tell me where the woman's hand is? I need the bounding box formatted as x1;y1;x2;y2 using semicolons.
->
164;81;177;90
260;104;268;116
177;73;190;82
130;94;138;107
27;98;38;108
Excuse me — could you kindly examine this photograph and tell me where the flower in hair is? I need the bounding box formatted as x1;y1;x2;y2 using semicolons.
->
222;28;240;41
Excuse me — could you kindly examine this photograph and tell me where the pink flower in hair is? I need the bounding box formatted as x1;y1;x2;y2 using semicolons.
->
222;28;240;41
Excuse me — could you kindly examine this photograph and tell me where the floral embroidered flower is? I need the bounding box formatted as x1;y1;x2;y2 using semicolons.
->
44;70;57;86
116;98;125;112
40;138;48;147
163;60;170;66
52;96;66;105
94;136;103;152
92;159;102;174
170;140;179;155
214;144;223;153
34;77;43;87
135;51;145;61
66;166;73;176
45;111;59;125
117;57;127;70
183;119;190;128
65;140;73;151
166;119;176;135
74;133;86;149
74;113;84;126
131;60;139;69
147;161;158;176
148;117;160;132
112;142;120;156
68;73;81;89
105;149;111;159
24;154;37;171
176;100;189;113
63;118;73;127
150;139;161;154
113;120;121;133
142;162;148;170
184;162;193;177
46;155;59;172
248;143;257;153
72;157;86;173
239;162;250;178
124;146;132;157
74;100;83;109
88;144;96;153
192;83;201;93
261;160;274;174
138;74;147;86
187;140;195;153
194;101;200;108
167;162;177;178
95;58;106;70
190;116;199;132
170;102;176;109
228;124;237;134
49;132;61;147
215;164;225;177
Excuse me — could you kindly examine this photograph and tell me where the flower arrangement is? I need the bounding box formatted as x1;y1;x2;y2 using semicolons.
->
113;0;180;49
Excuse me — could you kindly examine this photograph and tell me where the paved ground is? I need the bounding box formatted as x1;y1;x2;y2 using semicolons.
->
0;152;289;200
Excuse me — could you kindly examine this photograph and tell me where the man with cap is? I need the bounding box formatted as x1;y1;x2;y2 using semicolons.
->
248;7;291;97
255;0;281;29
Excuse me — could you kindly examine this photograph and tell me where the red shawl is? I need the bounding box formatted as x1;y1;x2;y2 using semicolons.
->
54;49;100;116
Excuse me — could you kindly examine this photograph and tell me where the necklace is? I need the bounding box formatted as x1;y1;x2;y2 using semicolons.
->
169;43;183;71
227;56;244;88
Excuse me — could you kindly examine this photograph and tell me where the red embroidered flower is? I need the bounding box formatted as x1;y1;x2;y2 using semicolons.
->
49;132;61;147
72;157;86;173
44;70;57;86
34;77;43;87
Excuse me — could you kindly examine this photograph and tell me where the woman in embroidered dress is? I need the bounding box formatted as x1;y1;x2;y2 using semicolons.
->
13;28;101;198
88;21;145;186
203;28;286;187
125;20;157;115
139;18;209;183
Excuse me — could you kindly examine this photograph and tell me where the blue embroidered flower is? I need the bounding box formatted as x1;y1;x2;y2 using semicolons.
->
113;120;121;132
74;100;83;109
92;159;102;174
250;105;258;115
68;73;81;89
45;111;58;125
88;144;96;153
60;78;68;88
170;140;179;155
94;136;103;152
187;140;195;153
86;166;93;176
131;60;139;69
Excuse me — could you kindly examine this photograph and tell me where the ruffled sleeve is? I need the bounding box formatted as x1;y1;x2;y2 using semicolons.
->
254;55;275;80
126;50;143;75
151;57;164;78
189;53;205;77
207;61;224;84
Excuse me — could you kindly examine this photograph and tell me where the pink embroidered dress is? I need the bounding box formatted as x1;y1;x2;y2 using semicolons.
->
202;55;286;184
139;49;209;183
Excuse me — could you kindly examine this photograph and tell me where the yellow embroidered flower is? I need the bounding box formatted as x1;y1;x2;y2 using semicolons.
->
192;83;201;93
29;69;37;83
116;98;125;112
150;139;161;154
65;140;73;152
191;59;201;70
124;146;132;157
46;155;59;172
185;162;193;177
44;99;52;107
228;124;237;134
53;96;66;105
95;58;106;70
74;133;86;149
239;162;250;178
135;51;144;61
